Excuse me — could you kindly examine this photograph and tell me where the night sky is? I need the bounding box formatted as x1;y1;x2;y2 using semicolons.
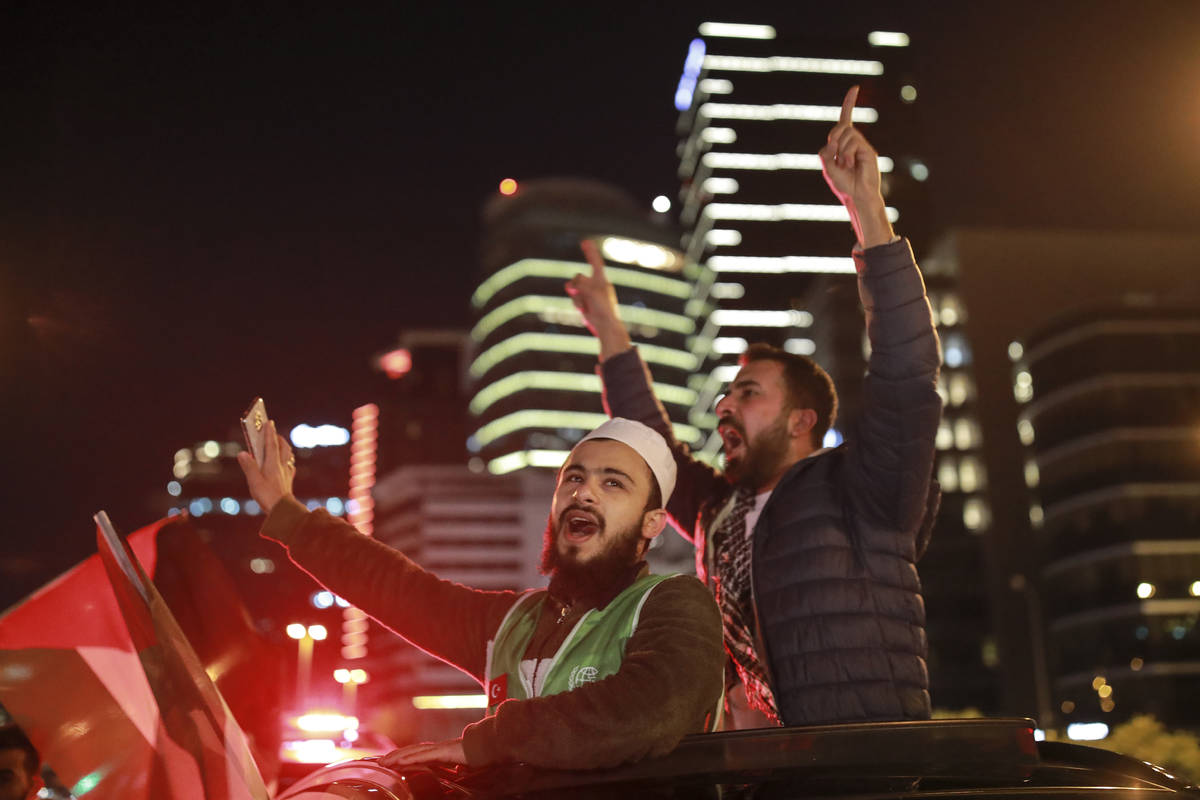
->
3;0;1199;611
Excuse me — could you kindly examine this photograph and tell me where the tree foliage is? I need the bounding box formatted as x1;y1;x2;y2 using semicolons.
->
1096;714;1200;783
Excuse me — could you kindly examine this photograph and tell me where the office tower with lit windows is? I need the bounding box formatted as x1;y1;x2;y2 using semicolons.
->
363;465;556;741
672;21;930;457
470;177;705;473
922;227;1200;726
467;177;706;574
157;429;358;711
1013;302;1200;729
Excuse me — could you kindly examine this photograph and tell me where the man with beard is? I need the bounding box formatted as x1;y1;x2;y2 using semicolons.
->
237;417;723;770
565;86;942;728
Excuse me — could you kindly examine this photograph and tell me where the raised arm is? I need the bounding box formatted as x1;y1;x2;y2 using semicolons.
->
819;85;896;250
566;239;633;361
237;422;517;680
819;87;942;533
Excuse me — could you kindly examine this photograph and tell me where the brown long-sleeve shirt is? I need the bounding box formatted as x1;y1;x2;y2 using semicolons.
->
261;496;724;769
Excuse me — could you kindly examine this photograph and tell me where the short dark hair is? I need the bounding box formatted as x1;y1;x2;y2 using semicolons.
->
740;343;838;448
0;725;39;779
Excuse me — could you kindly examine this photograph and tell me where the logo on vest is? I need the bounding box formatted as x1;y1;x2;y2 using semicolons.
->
568;665;599;689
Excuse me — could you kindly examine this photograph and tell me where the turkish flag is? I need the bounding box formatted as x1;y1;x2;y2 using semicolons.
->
0;514;272;800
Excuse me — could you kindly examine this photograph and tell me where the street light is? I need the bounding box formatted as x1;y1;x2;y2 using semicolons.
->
334;667;369;714
288;623;329;705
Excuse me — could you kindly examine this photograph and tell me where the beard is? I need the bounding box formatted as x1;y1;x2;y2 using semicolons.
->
540;506;644;605
723;410;793;490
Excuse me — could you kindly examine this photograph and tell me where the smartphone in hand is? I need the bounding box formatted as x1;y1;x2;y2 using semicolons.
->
240;397;269;467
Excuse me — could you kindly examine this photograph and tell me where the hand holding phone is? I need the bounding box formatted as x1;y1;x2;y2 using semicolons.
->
240;397;269;467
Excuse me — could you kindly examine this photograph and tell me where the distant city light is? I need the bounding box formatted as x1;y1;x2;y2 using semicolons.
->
698;22;776;40
823;428;844;448
652;195;671;213
712;337;748;354
379;348;412;379
675;38;706;111
498;178;518;196
868;31;910;47
710;255;857;274
710;282;745;299
412;695;488;710
702;152;894;173
296;713;358;733
784;338;816;355
900;84;918;102
201;440;220;460
909;161;930;182
287;623;307;640
700;102;878;124
245;499;261;515
700;127;737;144
1067;722;1109;741
313;591;335;610
1136;582;1156;599
334;669;350;684
1191;581;1200;597
703;54;883;76
698;78;733;94
326;497;345;515
704;202;898;223
711;309;813;327
705;229;743;247
600;236;680;271
220;497;240;515
167;480;182;497
291;424;350;449
250;558;275;574
702;177;739;195
307;624;327;641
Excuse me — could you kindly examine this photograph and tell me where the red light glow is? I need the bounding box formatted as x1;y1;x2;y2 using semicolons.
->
379;348;412;379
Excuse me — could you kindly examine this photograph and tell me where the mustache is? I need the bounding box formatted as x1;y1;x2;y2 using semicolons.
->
557;503;606;530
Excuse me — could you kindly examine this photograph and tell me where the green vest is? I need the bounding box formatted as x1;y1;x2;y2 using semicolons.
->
484;574;673;713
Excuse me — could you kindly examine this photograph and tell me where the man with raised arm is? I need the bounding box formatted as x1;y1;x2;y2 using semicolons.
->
566;86;943;728
237;417;723;769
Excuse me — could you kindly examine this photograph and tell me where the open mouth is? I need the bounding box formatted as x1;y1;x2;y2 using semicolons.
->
563;510;600;542
718;425;745;458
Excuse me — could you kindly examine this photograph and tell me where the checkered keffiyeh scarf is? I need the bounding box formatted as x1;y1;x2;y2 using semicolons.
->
713;485;779;722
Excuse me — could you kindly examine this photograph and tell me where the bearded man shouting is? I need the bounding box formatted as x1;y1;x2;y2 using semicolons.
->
566;86;943;729
238;417;723;770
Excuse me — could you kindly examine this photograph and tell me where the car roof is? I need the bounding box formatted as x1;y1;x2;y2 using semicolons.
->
279;718;1200;799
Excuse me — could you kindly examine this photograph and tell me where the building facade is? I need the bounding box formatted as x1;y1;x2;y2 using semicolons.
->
1014;303;1200;728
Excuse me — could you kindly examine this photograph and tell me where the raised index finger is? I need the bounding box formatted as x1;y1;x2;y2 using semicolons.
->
580;239;607;280
838;85;860;127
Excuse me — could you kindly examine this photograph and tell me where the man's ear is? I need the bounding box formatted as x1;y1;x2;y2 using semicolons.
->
641;508;668;542
790;408;817;440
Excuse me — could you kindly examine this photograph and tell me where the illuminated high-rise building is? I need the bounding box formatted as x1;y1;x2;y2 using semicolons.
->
1014;302;1200;729
363;465;556;741
672;21;929;452
923;227;1200;725
467;177;707;574
469;177;704;472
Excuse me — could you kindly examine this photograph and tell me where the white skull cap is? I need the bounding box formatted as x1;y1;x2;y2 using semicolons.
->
574;417;676;507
